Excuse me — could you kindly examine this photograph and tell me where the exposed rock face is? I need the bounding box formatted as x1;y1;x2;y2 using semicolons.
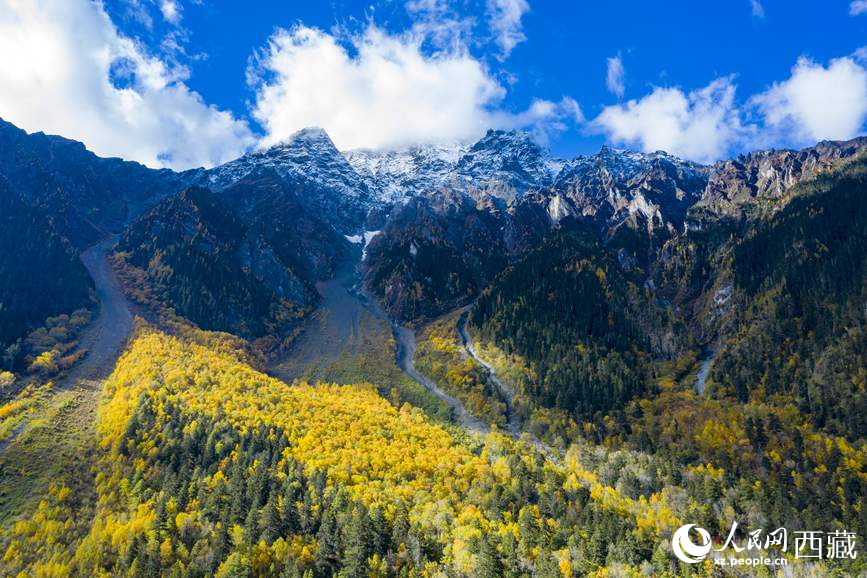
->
550;146;709;233
345;143;468;203
361;136;867;323
5;110;867;339
453;129;561;199
363;190;511;322
695;137;867;217
220;169;348;281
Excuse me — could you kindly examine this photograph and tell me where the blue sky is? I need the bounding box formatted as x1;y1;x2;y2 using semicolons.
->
0;0;865;168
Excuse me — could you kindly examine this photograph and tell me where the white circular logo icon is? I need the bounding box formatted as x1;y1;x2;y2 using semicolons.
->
671;524;712;564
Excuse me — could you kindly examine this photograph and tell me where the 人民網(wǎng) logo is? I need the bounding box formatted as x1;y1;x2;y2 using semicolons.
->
672;524;712;563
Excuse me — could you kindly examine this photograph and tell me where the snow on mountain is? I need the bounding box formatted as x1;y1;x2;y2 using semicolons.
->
549;145;710;230
344;143;467;203
345;129;563;204
453;129;561;199
201;124;718;235
206;127;371;202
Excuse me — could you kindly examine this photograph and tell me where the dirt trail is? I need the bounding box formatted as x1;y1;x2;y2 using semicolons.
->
392;325;489;434
694;347;717;395
270;259;367;383
67;237;134;383
0;236;134;522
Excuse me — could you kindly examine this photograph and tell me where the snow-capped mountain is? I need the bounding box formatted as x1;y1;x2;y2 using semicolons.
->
452;129;562;198
345;142;467;203
549;145;709;232
205;127;370;199
199;127;374;233
195;124;867;245
345;129;561;203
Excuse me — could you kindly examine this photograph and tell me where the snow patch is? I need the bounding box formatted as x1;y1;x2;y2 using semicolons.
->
361;230;380;261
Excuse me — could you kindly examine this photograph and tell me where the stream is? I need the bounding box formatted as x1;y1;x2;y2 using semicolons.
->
457;312;521;436
271;248;490;435
694;347;717;395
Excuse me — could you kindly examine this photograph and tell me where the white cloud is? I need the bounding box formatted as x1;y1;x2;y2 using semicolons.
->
751;0;765;18
850;0;867;15
594;53;867;161
249;24;578;151
593;77;744;163
0;0;253;169
486;0;529;60
490;97;583;144
405;0;475;51
159;0;181;25
752;56;867;143
606;55;625;98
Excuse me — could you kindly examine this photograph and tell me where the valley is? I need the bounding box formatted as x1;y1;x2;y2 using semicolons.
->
270;246;492;435
457;311;521;436
0;234;132;525
0;118;865;576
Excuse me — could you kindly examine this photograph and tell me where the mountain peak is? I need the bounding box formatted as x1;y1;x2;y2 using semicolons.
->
474;128;540;151
288;126;333;145
262;126;339;155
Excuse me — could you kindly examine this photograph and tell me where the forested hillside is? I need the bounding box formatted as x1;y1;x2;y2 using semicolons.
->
0;327;677;577
114;186;314;344
711;158;867;437
468;227;686;420
1;116;866;576
0;181;93;359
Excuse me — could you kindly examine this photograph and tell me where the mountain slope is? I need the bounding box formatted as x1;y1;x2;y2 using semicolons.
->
0;180;93;356
220;168;348;282
468;227;686;419
114;186;315;342
363;190;511;322
710;156;867;436
0;118;192;246
0;118;194;358
0;326;650;577
345;142;467;203
204;128;372;234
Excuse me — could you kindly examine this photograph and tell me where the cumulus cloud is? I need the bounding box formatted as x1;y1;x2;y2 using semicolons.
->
850;0;867;15
0;0;253;169
593;77;744;163
606;55;625;98
490;97;583;144
752;56;867;143
249;24;578;151
594;54;867;162
486;0;530;60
